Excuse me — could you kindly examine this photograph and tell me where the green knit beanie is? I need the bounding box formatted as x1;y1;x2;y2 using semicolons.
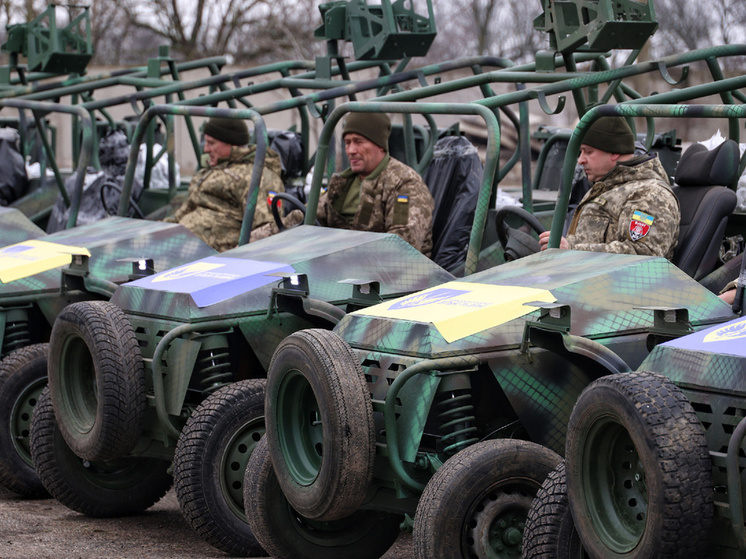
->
342;112;391;151
582;116;635;154
203;117;249;146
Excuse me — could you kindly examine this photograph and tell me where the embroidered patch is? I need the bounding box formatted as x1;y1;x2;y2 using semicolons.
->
629;209;655;242
393;194;409;225
267;190;281;208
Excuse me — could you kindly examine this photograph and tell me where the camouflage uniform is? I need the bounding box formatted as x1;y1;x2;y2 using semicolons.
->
318;156;434;255
169;145;284;252
566;154;680;260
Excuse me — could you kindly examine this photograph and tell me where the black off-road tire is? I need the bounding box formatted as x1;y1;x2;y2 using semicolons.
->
244;436;402;559
48;300;146;462
523;461;588;559
0;344;49;498
413;439;561;559
30;387;172;517
265;329;375;521
173;380;266;557
565;372;714;559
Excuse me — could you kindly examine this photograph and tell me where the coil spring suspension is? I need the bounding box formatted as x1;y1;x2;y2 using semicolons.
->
435;388;478;457
194;336;234;397
2;309;30;354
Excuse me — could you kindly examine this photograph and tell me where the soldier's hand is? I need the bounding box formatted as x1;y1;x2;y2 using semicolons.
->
539;231;569;251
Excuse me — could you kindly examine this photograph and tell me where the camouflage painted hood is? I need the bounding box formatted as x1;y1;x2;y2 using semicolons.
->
335;249;736;358
0;216;216;296
112;225;454;322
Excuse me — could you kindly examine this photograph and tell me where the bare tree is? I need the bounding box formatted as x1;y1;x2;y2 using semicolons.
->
426;0;545;65
120;0;275;62
88;0;138;65
243;0;328;63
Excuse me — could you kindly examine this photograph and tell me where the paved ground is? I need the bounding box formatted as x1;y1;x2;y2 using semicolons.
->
0;486;414;559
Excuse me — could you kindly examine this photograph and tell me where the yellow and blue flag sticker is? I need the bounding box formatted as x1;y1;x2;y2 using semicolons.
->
662;316;746;358
353;281;556;343
0;240;91;283
396;195;409;203
127;256;294;307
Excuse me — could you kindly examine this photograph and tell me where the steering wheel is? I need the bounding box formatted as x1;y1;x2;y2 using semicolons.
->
100;181;145;219
494;206;546;261
271;192;321;231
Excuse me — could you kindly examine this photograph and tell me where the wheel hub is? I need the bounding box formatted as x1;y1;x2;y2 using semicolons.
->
468;488;533;558
10;378;45;466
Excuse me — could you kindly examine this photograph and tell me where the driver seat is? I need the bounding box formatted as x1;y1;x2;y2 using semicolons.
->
672;139;739;280
422;135;484;271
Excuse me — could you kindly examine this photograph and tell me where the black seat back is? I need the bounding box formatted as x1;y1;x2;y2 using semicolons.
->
421;135;484;271
672;140;740;279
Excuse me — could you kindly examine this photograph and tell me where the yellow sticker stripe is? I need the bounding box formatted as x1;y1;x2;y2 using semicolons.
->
0;240;91;283
353;281;556;343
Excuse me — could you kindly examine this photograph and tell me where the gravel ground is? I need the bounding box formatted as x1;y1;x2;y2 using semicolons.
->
0;486;414;559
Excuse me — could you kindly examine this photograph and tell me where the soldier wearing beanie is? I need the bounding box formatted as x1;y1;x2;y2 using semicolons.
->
316;111;434;255
167;116;284;252
253;111;435;255
539;115;680;260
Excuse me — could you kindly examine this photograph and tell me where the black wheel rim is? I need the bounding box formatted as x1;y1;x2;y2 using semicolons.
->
464;478;536;558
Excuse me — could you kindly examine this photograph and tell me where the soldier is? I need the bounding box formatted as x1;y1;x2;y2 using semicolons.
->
538;116;680;260
167;116;284;252
319;112;434;254
252;112;434;255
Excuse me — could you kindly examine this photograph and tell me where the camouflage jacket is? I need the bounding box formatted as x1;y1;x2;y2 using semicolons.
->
317;156;434;255
169;145;284;252
567;154;680;260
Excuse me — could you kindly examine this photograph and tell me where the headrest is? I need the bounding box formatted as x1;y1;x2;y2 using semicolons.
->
675;139;740;187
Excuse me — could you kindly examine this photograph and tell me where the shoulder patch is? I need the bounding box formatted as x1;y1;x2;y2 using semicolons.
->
629;209;655;241
397;194;409;204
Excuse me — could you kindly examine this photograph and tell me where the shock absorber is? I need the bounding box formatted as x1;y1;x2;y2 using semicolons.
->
2;307;30;354
434;372;478;458
193;333;234;398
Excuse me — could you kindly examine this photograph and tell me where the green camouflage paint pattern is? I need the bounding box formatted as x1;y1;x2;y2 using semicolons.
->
105;224;453;444
329;250;735;485
337;250;732;357
0;207;45;246
640;345;746;498
0;217;215;297
0;216;215;356
113;225;453;322
626;329;746;556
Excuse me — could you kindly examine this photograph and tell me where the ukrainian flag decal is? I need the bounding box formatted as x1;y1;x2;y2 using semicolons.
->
629;209;654;241
397;195;409;203
267;190;281;208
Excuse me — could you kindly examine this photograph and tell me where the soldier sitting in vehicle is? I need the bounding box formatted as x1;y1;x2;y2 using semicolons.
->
538;116;680;259
251;112;435;256
166;117;285;252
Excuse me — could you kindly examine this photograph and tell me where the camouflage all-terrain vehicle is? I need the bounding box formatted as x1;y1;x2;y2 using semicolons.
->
522;254;746;559
28;95;498;555
244;103;745;559
27;0;746;554
0;105;284;499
